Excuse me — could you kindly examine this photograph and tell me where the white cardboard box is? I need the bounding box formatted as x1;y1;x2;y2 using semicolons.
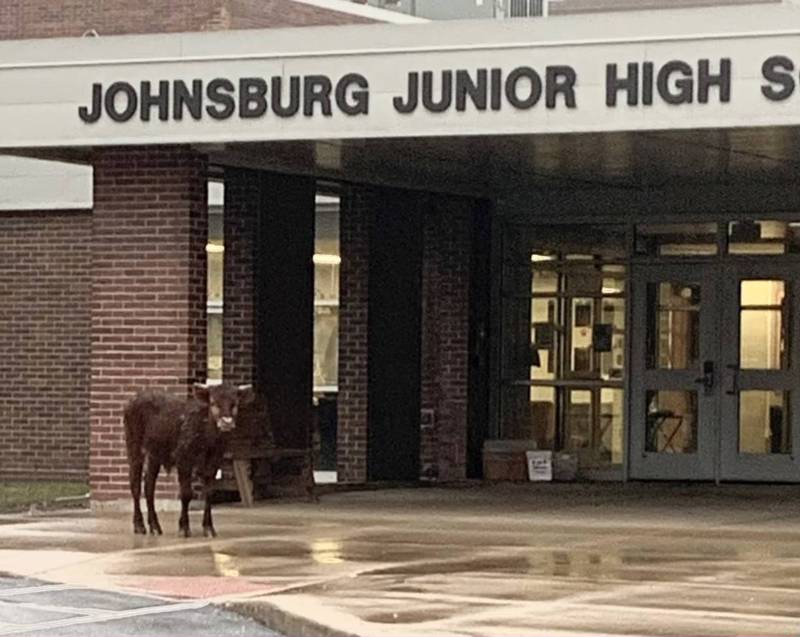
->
526;451;553;482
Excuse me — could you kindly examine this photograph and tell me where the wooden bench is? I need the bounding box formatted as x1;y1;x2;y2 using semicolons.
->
227;446;316;506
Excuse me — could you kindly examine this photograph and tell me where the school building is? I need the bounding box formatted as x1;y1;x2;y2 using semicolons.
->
2;0;800;503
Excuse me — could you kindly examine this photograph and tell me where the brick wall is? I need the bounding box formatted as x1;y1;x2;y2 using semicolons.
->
336;186;374;483
0;0;374;488
230;0;374;28
420;196;472;482
222;168;259;387
91;146;207;502
0;0;226;39
0;210;91;481
0;0;374;490
0;0;373;40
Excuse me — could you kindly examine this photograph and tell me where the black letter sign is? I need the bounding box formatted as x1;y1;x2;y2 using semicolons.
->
762;56;796;101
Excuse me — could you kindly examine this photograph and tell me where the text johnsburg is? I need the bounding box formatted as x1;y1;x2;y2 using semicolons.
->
78;57;800;123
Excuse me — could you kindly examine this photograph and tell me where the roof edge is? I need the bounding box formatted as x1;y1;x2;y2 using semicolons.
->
289;0;429;23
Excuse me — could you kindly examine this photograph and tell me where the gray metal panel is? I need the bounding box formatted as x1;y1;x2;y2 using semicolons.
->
374;0;495;20
0;155;91;211
368;0;778;19
552;0;780;15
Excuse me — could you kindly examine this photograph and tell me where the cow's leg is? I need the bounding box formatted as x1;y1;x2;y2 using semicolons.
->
144;459;163;536
129;455;146;534
178;466;193;538
201;451;223;538
201;474;217;538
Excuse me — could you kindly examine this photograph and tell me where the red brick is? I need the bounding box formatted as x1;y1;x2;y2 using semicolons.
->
0;0;374;40
336;186;374;484
222;168;259;386
421;196;473;482
0;211;91;481
90;146;207;501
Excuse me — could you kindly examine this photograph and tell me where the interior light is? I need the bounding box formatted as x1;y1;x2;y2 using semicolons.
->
206;244;224;254
313;254;342;265
531;254;555;262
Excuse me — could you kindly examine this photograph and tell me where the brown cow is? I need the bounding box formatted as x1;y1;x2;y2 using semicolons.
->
124;382;254;537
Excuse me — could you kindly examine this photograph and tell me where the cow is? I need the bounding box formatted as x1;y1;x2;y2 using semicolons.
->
123;382;254;537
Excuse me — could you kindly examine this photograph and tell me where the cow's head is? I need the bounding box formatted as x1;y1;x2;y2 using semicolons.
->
193;382;255;433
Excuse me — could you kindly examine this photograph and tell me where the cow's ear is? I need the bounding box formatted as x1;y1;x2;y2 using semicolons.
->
237;384;255;404
194;382;210;403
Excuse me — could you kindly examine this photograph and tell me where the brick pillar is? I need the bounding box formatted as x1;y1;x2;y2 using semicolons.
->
222;168;259;386
90;146;207;504
338;188;473;484
420;195;473;482
336;187;375;483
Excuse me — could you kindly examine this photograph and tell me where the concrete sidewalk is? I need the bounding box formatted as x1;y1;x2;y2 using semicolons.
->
1;483;800;637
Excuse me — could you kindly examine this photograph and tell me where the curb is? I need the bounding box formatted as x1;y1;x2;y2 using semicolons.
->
224;599;360;637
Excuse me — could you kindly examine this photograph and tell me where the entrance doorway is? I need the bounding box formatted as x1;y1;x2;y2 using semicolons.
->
630;261;800;481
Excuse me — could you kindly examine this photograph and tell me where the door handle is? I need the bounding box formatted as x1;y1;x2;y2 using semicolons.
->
694;360;715;394
726;364;740;396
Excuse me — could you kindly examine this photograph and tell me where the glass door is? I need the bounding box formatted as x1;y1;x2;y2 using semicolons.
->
629;264;719;480
719;264;800;481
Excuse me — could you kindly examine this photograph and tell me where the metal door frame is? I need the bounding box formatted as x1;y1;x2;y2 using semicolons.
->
719;261;800;482
628;262;720;481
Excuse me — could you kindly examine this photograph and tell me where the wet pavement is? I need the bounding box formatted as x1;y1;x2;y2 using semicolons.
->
0;483;799;636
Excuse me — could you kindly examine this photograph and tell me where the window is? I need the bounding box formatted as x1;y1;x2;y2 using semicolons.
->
314;193;341;480
635;223;718;257
207;180;224;385
729;220;800;255
314;194;341;393
203;182;341;397
501;225;626;469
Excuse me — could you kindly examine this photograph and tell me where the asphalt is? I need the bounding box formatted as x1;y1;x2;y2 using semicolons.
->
1;483;800;636
0;575;280;636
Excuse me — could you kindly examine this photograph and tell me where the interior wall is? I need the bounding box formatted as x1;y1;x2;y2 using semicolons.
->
367;188;424;481
255;172;316;450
